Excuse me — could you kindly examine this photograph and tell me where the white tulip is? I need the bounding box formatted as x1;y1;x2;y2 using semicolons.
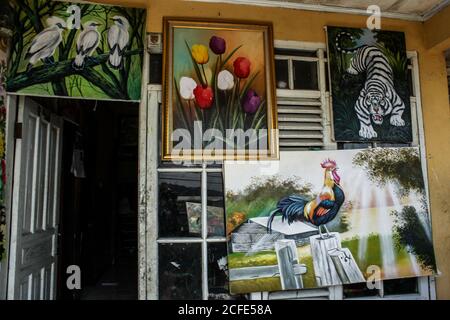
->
217;70;234;90
179;76;197;100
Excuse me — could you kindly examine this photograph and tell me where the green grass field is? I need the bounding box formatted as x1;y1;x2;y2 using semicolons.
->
229;234;425;294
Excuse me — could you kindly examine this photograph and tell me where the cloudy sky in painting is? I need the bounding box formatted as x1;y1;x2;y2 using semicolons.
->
224;148;426;212
224;149;368;196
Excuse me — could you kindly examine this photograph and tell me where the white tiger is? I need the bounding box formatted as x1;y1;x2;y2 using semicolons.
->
336;32;406;139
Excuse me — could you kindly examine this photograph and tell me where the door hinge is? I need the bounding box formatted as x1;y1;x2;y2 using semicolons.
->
15;123;22;139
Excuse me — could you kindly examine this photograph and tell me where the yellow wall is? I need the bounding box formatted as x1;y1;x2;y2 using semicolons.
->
424;4;450;51
97;0;450;299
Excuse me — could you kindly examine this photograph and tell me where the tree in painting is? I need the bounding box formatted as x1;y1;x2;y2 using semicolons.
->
6;0;145;100
353;148;436;272
224;148;436;294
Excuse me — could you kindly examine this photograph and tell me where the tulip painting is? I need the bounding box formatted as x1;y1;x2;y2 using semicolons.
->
163;18;278;160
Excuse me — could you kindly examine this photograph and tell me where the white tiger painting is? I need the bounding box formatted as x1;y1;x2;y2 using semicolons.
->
336;32;406;139
328;27;412;142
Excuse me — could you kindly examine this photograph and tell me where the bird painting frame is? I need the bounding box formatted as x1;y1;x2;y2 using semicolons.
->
224;148;437;294
5;0;146;101
161;17;279;162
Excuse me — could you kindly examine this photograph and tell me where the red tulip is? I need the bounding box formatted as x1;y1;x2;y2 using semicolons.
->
193;85;214;109
233;57;251;79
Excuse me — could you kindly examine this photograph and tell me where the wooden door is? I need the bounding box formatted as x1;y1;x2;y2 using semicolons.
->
7;97;63;299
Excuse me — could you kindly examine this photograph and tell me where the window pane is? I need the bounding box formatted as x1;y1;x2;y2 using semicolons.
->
338;142;372;150
275;48;317;57
159;243;202;299
275;59;289;89
208;243;231;300
149;53;163;84
407;66;414;97
207;173;225;238
343;282;379;299
375;143;411;148
293;60;318;90
383;278;418;296
158;172;201;237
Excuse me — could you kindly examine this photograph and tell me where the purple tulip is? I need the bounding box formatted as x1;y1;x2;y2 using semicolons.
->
242;89;261;114
209;36;226;55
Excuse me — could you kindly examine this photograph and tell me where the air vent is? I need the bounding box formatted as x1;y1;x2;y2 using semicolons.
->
277;96;324;150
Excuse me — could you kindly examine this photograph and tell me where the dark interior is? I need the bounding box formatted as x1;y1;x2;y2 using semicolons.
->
31;97;139;300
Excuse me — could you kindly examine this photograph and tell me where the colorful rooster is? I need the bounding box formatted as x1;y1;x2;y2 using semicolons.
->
267;159;345;238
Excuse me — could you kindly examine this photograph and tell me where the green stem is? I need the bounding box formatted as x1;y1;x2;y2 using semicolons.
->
228;79;237;130
174;80;191;133
213;56;221;129
250;100;266;129
234;78;241;129
188;100;194;122
236;78;241;101
201;109;206;128
224;90;229;130
201;64;208;87
193;102;202;123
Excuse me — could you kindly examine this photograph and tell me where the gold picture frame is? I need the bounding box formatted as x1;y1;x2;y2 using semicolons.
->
162;17;278;161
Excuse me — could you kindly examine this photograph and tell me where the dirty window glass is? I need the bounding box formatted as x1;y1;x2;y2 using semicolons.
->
159;243;202;299
207;243;229;300
207;172;225;238
275;59;289;89
275;48;317;57
149;53;163;84
383;278;418;295
158;172;201;237
293;60;318;90
343;282;379;299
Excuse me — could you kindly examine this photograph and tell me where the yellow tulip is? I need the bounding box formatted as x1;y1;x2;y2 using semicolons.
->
191;44;209;64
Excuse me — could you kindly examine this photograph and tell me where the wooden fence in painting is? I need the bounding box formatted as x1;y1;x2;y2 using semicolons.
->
229;239;307;290
310;232;365;286
229;233;365;290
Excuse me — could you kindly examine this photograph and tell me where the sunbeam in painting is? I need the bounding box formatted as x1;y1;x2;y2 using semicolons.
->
224;147;437;294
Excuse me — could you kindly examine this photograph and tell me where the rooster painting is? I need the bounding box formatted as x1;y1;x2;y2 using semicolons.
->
267;159;345;239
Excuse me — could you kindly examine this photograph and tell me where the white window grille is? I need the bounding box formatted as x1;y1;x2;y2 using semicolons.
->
274;41;335;150
142;81;231;300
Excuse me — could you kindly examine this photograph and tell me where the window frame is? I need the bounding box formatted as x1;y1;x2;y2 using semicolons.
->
142;83;229;300
274;40;335;150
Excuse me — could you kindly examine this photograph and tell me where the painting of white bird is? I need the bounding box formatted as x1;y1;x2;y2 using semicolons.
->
72;21;101;70
107;16;130;69
26;16;66;68
7;1;145;100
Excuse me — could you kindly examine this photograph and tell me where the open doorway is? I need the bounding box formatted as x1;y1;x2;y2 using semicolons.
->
10;96;139;300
